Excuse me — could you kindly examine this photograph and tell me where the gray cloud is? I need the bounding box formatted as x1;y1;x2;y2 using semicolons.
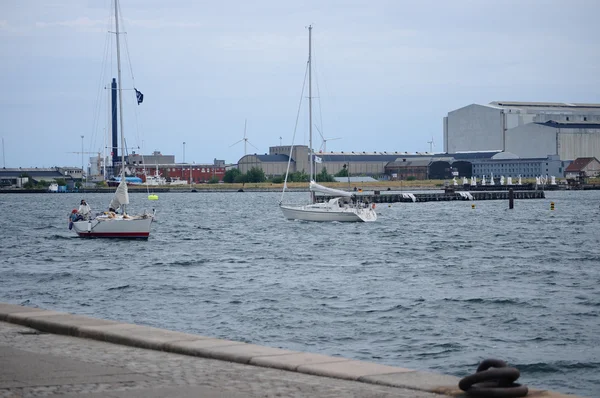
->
1;0;599;167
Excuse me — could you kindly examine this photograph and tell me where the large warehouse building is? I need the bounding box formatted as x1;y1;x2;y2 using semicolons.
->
234;101;600;180
237;147;564;180
443;101;600;161
238;145;427;178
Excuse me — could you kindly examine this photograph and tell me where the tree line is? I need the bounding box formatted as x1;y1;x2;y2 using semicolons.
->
222;166;350;184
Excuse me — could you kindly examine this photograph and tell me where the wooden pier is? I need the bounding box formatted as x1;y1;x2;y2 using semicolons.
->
316;190;545;203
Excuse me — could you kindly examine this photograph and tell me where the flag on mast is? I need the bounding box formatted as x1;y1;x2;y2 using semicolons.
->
134;88;144;105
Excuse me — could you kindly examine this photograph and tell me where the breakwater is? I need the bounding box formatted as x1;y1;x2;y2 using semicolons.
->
317;190;545;203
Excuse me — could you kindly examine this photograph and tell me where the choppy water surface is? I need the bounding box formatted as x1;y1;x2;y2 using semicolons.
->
1;190;599;396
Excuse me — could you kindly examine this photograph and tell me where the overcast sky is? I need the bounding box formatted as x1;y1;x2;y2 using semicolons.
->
1;0;599;168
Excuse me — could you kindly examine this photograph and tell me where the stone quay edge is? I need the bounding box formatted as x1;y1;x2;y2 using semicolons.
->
0;302;579;397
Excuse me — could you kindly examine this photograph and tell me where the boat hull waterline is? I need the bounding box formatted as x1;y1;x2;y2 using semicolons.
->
280;204;377;222
72;216;153;239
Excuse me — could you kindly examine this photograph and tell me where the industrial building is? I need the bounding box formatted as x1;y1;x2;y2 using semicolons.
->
469;153;563;179
124;159;226;184
140;163;226;184
564;157;600;179
0;167;82;188
234;101;600;181
88;151;175;182
237;146;568;181
384;158;431;180
443;101;600;161
238;145;433;178
88;151;227;184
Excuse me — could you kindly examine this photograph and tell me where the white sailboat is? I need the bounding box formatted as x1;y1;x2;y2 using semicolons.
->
279;26;377;223
71;0;154;239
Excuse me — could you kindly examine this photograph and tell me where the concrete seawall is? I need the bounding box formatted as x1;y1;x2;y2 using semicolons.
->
0;303;578;397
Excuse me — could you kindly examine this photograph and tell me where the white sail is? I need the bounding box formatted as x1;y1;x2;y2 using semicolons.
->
109;179;129;210
309;181;353;198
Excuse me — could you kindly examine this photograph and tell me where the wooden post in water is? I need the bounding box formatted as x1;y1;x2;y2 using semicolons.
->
509;188;514;209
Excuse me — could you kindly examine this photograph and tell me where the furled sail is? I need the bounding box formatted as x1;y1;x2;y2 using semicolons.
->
109;179;129;210
309;181;353;198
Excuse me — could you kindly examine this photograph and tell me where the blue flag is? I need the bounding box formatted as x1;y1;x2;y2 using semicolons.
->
134;88;144;105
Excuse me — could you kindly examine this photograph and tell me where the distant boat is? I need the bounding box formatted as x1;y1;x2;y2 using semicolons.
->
279;26;377;223
48;183;59;193
145;165;167;185
168;178;188;186
145;175;166;185
107;176;144;187
70;0;154;239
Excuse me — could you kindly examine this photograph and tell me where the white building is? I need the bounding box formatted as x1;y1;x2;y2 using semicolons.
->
443;101;600;161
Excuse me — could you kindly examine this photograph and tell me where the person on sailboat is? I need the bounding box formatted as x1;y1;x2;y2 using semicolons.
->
69;209;80;222
78;199;92;220
68;209;81;230
104;206;119;218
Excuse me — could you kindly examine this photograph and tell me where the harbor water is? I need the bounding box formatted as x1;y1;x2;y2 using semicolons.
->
1;190;599;397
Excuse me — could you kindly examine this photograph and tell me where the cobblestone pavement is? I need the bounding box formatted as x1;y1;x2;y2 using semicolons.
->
0;322;443;398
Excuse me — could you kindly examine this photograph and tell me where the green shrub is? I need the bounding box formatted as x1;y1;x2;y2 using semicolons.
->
316;167;335;182
223;169;241;183
234;174;247;184
287;171;309;182
335;168;348;177
246;167;266;183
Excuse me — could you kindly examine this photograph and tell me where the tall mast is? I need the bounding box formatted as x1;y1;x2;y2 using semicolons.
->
308;25;313;183
103;82;109;179
114;0;125;180
114;0;127;214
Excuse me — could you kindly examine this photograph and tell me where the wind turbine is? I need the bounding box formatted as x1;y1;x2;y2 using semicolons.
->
427;136;435;153
314;125;341;153
230;119;258;156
